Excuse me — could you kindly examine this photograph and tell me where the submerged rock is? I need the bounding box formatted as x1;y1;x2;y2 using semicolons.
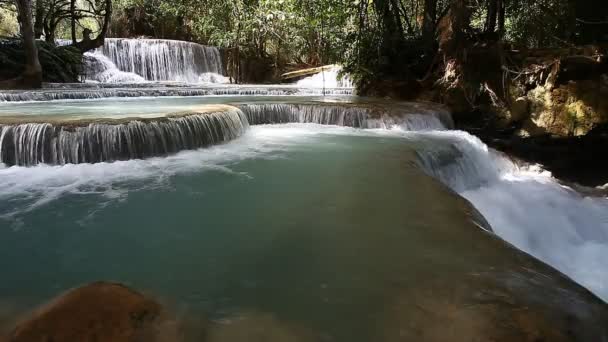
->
6;282;161;342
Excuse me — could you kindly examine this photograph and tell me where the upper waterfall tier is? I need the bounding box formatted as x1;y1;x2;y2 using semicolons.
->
89;38;225;83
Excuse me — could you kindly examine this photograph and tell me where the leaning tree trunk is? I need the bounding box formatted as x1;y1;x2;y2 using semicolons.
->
15;0;43;88
74;0;112;52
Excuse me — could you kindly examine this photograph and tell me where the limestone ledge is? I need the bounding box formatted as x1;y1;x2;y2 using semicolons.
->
0;104;240;127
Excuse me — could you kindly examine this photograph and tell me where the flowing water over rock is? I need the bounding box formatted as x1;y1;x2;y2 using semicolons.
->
295;65;353;88
86;38;225;83
239;103;451;129
1;42;608;338
0;124;607;341
0;105;247;165
0;99;446;166
0;84;354;102
83;52;146;84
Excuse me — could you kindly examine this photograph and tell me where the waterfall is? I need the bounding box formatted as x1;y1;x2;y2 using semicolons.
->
86;38;226;83
414;131;517;192
84;52;146;83
414;129;608;301
238;103;452;130
296;66;353;88
0;102;448;165
0;108;247;165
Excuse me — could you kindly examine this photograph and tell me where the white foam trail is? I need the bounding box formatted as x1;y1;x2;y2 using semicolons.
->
296;66;353;88
0;124;358;223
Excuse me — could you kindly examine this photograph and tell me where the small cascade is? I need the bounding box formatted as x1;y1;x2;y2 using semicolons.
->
0;108;247;166
0;86;354;102
296;66;353;88
89;38;225;83
413;129;608;301
83;52;146;83
414;131;517;192
238;103;451;130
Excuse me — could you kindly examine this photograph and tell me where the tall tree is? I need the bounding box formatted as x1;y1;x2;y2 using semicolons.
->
485;0;497;33
15;0;43;88
69;0;75;44
496;0;504;38
422;0;438;43
33;0;45;38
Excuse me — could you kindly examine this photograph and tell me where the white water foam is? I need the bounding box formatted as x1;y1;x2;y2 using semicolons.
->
84;52;146;83
0;124;359;224
409;129;608;302
296;66;353;88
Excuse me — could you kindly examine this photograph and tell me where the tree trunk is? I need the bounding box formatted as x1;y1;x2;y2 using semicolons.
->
497;0;505;39
422;0;438;43
438;0;472;53
485;0;498;33
565;0;577;42
15;0;43;88
74;0;112;52
70;0;77;44
374;0;404;66
33;0;45;39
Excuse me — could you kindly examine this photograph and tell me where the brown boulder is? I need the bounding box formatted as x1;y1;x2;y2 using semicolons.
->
7;282;161;342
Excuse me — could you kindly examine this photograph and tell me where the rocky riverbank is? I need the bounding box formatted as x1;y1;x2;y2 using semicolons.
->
360;44;608;188
466;124;608;187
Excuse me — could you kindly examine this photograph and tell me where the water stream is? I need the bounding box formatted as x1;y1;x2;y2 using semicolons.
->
0;38;607;340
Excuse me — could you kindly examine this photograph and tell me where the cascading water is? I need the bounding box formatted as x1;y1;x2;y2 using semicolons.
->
0;86;354;102
239;103;451;130
0;103;447;165
85;38;227;83
296;66;353;88
1;92;607;305
0;108;247;165
412;128;608;301
83;52;146;83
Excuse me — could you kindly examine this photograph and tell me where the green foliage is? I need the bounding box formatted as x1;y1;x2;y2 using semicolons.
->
110;0;357;68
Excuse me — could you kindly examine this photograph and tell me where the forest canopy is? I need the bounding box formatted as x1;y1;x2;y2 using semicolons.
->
1;0;606;87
